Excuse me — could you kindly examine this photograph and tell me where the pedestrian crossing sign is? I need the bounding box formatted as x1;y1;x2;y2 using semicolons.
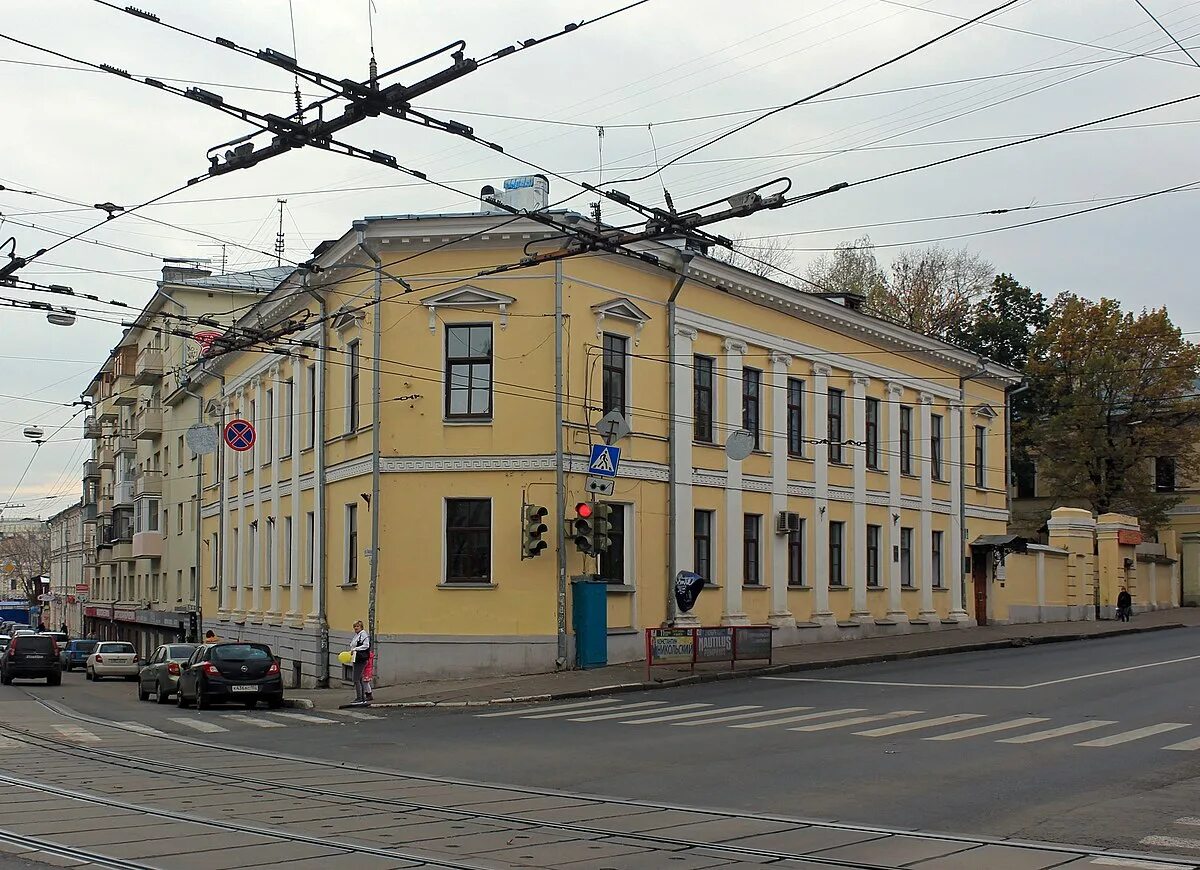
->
588;444;620;478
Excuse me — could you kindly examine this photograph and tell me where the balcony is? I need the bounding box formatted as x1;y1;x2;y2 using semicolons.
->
134;406;162;440
112;371;136;406
98;447;115;470
84;417;102;440
116;434;136;455
81;501;98;524
83;459;99;480
134;470;162;498
97;495;113;517
114;480;134;508
133;347;164;385
132;531;162;560
96;399;118;425
112;540;134;562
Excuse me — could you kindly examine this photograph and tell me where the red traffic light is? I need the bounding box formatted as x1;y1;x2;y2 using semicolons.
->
575;502;593;519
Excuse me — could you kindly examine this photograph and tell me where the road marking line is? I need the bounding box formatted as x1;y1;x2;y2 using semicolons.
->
1090;857;1198;869
516;700;633;720
674;706;812;726
1139;835;1200;850
480;699;621;718
327;709;382;721
1174;818;1200;827
167;717;229;734
117;721;167;736
730;708;866;729
222;715;286;728
266;712;337;725
1163;736;1200;751
760;677;1021;690
855;713;985;737
998;721;1117;744
623;705;758;725
568;702;699;722
925;717;1050;741
1076;723;1190;747
1027;655;1200;688
523;701;663;720
51;725;100;743
790;710;922;732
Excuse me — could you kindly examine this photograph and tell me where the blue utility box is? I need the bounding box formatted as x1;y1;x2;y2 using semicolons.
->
571;576;608;669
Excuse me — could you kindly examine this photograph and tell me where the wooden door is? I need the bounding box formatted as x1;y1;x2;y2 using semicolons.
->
971;549;989;626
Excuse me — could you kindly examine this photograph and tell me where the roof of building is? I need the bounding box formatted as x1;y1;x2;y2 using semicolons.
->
175;266;293;292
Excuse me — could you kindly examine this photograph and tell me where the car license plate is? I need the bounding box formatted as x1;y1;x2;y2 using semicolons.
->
25;655;42;660
230;685;258;693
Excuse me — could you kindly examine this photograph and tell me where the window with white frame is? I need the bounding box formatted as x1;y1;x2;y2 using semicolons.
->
900;527;914;587
263;388;273;465
282;378;294;457
305;511;315;586
602;333;628;416
305;364;317;449
210;532;219;590
932;530;944;588
282;516;292;587
347;341;361;433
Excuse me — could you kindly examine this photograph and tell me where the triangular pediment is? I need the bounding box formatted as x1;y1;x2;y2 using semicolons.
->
973;403;999;420
422;285;516;308
591;297;650;325
331;306;365;333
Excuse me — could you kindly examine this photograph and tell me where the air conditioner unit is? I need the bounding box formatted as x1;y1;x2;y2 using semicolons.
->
776;511;801;534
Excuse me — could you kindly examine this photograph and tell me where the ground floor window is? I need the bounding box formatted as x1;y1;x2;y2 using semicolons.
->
445;498;491;583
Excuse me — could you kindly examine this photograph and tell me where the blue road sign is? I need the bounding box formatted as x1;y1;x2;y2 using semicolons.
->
588;444;620;478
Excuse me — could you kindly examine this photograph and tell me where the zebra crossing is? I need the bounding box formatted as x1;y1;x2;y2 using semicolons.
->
19;708;386;744
478;697;1200;752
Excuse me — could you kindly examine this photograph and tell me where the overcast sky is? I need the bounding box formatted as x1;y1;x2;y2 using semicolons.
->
2;0;1198;517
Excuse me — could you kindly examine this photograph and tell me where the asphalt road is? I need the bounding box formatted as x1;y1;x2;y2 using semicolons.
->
3;628;1199;859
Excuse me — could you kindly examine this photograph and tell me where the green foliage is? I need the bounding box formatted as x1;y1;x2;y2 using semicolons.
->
1024;295;1200;529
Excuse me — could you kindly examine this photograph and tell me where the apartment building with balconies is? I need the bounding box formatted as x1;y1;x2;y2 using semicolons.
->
81;262;289;655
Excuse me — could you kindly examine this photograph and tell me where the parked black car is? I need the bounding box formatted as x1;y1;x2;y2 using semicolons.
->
176;642;283;709
1;635;62;685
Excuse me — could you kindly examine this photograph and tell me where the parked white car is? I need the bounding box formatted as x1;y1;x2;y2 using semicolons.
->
86;641;139;681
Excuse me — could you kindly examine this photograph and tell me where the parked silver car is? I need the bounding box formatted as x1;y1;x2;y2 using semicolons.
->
137;643;197;703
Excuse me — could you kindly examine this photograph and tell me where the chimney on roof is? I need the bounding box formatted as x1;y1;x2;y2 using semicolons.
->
814;291;866;312
161;258;212;284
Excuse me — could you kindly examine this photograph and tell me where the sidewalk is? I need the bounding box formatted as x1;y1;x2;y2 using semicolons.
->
294;608;1200;710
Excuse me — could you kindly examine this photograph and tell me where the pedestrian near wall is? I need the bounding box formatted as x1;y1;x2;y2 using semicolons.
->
349;620;371;705
1117;586;1132;622
362;649;375;703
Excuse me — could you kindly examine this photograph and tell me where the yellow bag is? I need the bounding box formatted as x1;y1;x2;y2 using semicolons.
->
337;650;353;665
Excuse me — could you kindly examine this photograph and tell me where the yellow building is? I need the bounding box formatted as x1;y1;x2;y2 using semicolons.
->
194;179;1020;687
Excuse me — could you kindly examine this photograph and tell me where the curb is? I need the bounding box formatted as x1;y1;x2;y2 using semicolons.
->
283;698;314;709
365;622;1185;710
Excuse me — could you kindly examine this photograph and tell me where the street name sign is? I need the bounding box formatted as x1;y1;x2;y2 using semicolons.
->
186;423;219;455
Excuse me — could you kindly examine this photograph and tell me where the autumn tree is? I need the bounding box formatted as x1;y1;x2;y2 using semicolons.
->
803;236;887;298
1024;296;1200;529
711;235;799;285
0;529;50;605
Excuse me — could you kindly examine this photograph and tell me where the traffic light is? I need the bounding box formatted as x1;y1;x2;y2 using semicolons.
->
571;502;595;554
522;504;549;559
592;502;614;554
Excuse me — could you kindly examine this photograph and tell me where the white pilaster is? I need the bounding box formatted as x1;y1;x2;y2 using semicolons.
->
769;351;794;628
812;363;834;625
918;392;937;622
948;403;968;621
251;377;264;617
722;338;749;625
234;387;247;616
308;347;325;623
269;366;282;619
218;398;230;616
885;382;907;623
289;365;302;620
1036;550;1046;622
850;373;870;621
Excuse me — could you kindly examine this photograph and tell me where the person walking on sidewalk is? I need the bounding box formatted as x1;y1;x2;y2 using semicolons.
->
1117;586;1133;622
349;620;371;705
362;649;375;703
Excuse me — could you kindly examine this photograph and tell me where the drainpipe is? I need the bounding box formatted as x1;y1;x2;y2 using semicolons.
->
666;248;695;626
959;360;990;614
299;271;330;687
554;260;567;668
355;231;383;658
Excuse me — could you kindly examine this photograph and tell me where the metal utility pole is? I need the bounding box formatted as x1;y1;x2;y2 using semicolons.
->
554;260;568;669
274;199;287;266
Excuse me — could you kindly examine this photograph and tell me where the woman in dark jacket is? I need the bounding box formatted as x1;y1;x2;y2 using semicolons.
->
1117;587;1132;622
